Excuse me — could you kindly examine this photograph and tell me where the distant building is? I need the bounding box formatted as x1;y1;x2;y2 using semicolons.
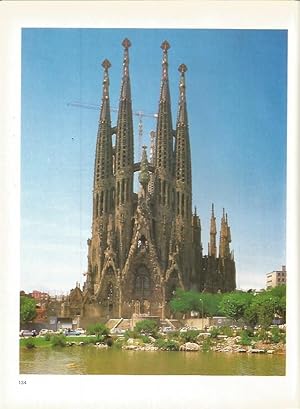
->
266;265;286;289
29;290;49;302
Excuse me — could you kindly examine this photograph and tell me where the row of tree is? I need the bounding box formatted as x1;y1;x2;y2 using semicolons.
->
20;285;286;328
169;285;286;328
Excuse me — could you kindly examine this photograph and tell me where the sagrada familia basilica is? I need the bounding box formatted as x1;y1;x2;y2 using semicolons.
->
68;39;236;322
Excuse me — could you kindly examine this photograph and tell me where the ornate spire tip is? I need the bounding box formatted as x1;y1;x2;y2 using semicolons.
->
122;38;131;49
178;63;187;73
102;59;111;70
161;40;170;52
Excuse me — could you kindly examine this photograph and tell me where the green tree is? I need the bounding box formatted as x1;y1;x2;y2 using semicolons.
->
87;323;109;341
269;285;286;320
20;296;37;324
134;319;158;337
279;295;286;321
268;284;286;299
256;294;280;328
198;293;223;317
219;291;253;321
244;291;281;328
170;289;223;317
169;289;194;314
244;302;258;327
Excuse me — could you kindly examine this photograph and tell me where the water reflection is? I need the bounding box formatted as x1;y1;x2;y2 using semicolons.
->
20;347;285;376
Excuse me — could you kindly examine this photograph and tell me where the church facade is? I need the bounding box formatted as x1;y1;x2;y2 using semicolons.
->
81;39;236;320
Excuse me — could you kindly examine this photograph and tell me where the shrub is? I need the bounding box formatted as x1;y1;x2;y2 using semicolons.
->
51;334;66;347
270;327;283;343
168;330;180;340
44;333;51;341
139;335;151;344
134;320;158;337
209;327;221;338
219;326;234;337
202;338;212;352
179;330;200;343
113;338;125;349
257;328;269;342
87;323;109;341
242;327;254;337
25;339;36;349
124;329;138;339
239;330;252;346
154;338;179;351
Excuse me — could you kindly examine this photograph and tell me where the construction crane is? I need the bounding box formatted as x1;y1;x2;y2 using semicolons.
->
67;101;157;159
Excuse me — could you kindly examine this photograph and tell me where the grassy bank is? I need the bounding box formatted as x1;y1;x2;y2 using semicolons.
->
20;335;96;349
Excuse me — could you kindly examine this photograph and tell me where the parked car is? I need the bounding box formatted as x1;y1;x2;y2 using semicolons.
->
64;329;81;336
76;328;86;334
19;330;34;337
161;326;175;333
110;328;126;334
39;329;55;336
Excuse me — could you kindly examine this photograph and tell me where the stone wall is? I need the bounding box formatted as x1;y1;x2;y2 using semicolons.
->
80;304;106;328
184;318;210;329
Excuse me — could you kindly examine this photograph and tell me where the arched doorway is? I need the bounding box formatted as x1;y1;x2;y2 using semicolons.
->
133;266;151;313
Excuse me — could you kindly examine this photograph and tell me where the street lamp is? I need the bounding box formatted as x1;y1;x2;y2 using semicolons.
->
199;298;204;330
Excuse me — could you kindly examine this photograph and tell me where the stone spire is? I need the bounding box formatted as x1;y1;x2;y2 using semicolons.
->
155;40;174;181
93;59;114;216
154;40;175;269
175;63;192;220
87;58;114;294
115;38;134;173
209;203;217;257
115;38;134;267
219;208;231;259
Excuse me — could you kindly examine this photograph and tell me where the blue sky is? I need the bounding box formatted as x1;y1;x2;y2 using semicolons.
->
21;28;287;293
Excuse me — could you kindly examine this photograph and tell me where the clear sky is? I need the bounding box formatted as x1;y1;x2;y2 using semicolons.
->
21;28;287;294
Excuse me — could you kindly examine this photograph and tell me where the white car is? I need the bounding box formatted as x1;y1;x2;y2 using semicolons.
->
162;327;175;333
39;329;55;336
110;328;126;335
76;328;86;334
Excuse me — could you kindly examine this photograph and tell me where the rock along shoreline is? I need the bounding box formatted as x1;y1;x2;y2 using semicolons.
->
92;336;286;354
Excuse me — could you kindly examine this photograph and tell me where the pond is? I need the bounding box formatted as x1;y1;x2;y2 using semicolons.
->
20;346;285;375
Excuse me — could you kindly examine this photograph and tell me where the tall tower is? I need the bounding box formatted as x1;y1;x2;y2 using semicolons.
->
174;63;193;286
208;203;217;257
80;39;237;324
219;208;230;259
115;38;134;268
154;40;175;269
86;59;114;293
